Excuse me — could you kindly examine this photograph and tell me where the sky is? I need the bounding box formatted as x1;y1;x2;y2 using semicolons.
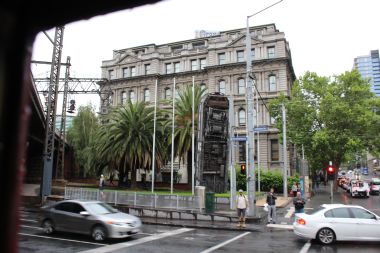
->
31;0;380;113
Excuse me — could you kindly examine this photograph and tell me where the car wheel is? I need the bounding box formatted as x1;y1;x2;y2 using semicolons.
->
92;225;107;241
42;219;54;235
317;228;335;245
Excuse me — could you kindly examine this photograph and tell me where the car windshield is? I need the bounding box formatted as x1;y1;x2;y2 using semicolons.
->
84;202;118;215
310;205;326;215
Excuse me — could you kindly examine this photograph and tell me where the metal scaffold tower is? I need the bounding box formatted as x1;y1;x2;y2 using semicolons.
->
41;26;64;197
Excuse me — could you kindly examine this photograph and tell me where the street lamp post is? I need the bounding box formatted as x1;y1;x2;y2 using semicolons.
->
246;0;283;217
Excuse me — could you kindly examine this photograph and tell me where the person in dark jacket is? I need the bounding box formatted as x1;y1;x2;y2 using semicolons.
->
266;187;277;224
293;192;306;213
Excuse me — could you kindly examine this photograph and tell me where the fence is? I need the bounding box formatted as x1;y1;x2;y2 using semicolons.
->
64;187;201;211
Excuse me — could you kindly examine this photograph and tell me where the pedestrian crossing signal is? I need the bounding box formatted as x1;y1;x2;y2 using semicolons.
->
241;164;246;175
327;166;335;180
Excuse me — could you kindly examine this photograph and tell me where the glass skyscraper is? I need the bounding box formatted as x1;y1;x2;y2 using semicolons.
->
354;50;380;96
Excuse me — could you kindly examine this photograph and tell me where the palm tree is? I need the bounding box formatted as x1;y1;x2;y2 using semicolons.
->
96;100;169;189
173;84;205;187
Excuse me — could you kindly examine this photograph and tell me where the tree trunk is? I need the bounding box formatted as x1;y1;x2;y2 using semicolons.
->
187;150;192;187
130;167;137;189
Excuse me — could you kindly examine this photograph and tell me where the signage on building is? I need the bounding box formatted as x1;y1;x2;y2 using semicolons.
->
195;30;220;38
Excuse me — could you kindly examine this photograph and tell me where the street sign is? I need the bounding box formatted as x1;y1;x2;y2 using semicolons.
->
253;125;268;132
231;137;247;141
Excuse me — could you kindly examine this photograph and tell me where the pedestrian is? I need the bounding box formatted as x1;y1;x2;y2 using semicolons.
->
291;182;298;197
236;189;249;228
266;187;277;224
109;173;114;186
293;192;306;213
99;174;105;197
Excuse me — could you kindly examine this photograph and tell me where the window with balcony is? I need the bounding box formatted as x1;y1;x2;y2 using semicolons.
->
218;80;226;94
109;70;115;80
121;91;127;105
122;68;129;78
269;75;276;91
237;50;244;62
130;66;136;77
144;88;150;102
218;53;226;65
200;58;206;69
191;59;198;71
174;62;180;73
238;109;246;125
267;46;275;58
165;63;172;74
144;64;151;75
129;90;136;103
271;139;279;161
238;78;245;94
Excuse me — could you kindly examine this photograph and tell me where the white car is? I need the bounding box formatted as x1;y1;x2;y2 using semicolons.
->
293;204;380;245
349;180;369;197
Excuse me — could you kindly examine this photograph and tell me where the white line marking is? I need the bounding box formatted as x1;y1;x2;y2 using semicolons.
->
21;225;43;230
285;207;295;218
299;240;311;253
200;232;251;253
21;218;38;223
78;228;193;253
138;232;154;236
267;224;293;230
19;233;107;246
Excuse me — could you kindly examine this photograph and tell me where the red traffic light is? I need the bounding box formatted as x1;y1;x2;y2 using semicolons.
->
241;164;246;174
328;166;334;173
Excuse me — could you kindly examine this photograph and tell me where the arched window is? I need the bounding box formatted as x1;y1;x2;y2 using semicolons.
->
218;80;226;94
129;90;135;103
238;78;245;94
165;87;171;99
269;75;276;91
238;109;246;125
109;92;114;105
121;91;127;105
144;88;150;102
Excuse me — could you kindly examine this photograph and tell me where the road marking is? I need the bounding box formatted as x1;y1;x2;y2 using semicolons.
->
21;225;43;230
21;218;38;223
200;232;251;253
299;240;311;253
19;233;107;246
267;224;293;230
285;207;295;218
138;232;154;236
79;228;193;253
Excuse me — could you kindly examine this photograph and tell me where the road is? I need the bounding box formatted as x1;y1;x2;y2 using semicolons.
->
19;178;380;253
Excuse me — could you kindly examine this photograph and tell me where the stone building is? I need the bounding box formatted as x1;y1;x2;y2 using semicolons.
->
99;23;296;184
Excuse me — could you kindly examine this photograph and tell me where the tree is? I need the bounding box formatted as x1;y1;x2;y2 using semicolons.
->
171;84;205;186
96;100;169;188
66;104;100;177
269;70;380;173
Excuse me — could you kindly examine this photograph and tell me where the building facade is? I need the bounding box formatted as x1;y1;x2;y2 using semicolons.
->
99;24;296;184
354;49;380;96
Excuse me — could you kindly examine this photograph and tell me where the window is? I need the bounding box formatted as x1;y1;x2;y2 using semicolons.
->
239;141;246;162
237;50;244;62
238;109;246;125
144;64;151;75
165;63;172;74
271;139;279;161
350;208;376;219
123;68;129;78
200;83;207;92
109;92;113;105
175;88;180;98
269;75;276;91
129;90;135;103
165;88;171;99
200;58;206;69
121;91;127;105
267;46;275;58
238;78;245;94
174;62;180;73
109;70;115;79
270;116;276;125
55;202;84;214
191;59;198;71
330;208;351;218
144;88;150;102
251;48;255;59
130;66;136;77
218;53;226;65
218;80;226;94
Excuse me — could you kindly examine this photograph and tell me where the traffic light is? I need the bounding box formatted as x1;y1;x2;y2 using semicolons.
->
327;165;335;180
67;99;76;113
240;164;246;175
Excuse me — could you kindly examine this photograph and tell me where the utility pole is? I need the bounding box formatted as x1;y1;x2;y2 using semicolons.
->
41;26;64;198
229;94;236;210
282;104;288;197
55;56;71;180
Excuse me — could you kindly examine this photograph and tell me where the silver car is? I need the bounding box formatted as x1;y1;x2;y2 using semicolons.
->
40;200;142;241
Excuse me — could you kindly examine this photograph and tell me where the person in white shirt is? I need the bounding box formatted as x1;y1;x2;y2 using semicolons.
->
236;189;249;228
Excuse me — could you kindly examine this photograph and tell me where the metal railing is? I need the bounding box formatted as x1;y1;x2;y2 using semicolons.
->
64;187;201;211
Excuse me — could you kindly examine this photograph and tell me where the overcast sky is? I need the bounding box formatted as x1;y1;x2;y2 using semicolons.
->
31;0;380;112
